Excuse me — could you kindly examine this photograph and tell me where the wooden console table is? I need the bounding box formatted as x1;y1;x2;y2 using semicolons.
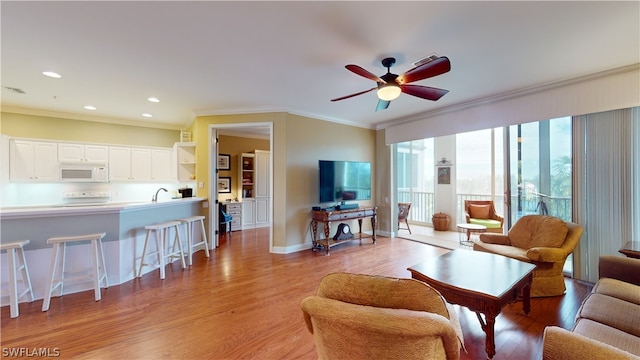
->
311;206;377;255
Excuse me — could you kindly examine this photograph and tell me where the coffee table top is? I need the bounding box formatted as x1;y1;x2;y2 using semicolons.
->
457;223;487;231
408;249;535;299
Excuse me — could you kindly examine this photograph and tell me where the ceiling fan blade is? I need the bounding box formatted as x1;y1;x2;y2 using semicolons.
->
331;87;377;102
375;99;390;112
345;64;385;83
401;85;449;101
396;57;451;85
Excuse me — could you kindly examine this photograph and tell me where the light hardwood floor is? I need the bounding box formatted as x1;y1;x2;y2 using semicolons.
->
1;228;592;359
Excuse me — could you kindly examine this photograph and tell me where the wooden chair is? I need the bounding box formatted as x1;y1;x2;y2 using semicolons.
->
464;200;504;236
301;273;465;360
398;202;412;234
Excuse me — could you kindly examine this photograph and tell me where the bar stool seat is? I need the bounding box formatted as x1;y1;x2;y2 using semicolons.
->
137;221;186;279
1;240;34;318
179;216;210;266
42;232;108;312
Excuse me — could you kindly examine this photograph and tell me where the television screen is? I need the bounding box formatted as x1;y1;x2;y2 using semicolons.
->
319;160;371;203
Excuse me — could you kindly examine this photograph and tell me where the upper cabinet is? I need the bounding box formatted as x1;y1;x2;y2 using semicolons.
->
58;143;108;163
10;140;58;182
175;142;196;182
109;146;171;182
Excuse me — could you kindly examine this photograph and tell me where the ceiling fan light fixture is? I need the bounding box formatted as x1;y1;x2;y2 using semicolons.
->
377;84;401;101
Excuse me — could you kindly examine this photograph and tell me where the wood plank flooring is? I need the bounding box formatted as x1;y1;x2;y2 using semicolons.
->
1;228;592;359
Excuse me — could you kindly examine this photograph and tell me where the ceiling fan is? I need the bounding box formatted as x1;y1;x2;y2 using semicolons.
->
331;56;451;111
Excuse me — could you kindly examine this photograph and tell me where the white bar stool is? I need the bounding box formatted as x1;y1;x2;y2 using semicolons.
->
42;232;109;312
179;216;210;266
0;240;34;318
137;221;186;279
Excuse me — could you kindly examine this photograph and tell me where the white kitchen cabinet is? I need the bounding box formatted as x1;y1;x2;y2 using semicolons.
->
151;149;172;181
109;146;171;182
58;143;108;162
9;140;58;181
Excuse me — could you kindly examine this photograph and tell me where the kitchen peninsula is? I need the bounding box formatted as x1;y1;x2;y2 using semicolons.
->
0;197;206;301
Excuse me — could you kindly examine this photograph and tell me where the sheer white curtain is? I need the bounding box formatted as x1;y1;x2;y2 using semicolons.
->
573;106;640;283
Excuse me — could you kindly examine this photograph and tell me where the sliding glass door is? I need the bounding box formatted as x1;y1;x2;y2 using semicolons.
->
506;117;572;226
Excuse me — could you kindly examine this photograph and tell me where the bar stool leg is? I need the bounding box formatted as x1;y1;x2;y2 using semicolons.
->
42;243;61;312
18;247;34;304
90;239;101;301
7;248;18;318
199;219;210;256
173;224;186;269
158;228;166;280
97;238;109;288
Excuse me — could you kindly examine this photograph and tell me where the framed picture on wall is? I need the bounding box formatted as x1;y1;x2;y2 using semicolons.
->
437;166;451;184
218;177;231;193
217;154;231;170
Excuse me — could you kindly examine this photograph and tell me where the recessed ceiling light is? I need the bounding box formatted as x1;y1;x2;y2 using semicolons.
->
142;113;153;118
147;97;160;103
84;105;97;110
42;71;62;78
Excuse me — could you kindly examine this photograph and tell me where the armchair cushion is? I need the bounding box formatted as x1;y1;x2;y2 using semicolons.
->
468;204;491;219
508;215;568;249
470;218;502;229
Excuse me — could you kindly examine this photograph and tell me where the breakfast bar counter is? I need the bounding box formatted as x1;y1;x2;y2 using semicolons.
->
1;197;206;250
0;198;207;302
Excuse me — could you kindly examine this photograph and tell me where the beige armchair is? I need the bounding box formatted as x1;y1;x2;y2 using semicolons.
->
464;200;504;234
301;272;465;360
473;215;583;297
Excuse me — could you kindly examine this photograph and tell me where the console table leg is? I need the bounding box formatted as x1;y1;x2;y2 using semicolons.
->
371;215;377;243
311;220;318;251
324;221;331;256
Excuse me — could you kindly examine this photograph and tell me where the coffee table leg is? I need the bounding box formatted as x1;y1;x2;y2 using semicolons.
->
523;277;532;315
475;312;497;359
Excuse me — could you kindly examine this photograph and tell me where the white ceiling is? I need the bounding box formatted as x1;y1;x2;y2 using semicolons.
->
2;1;638;132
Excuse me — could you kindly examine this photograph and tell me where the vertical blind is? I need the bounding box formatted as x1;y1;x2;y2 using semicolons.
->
573;106;639;283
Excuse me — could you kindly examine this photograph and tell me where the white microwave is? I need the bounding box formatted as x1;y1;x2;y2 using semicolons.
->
59;163;109;182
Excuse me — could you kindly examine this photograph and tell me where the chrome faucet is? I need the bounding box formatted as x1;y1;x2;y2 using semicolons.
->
152;188;168;202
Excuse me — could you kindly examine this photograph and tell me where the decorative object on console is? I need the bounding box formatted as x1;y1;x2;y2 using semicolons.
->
333;223;354;241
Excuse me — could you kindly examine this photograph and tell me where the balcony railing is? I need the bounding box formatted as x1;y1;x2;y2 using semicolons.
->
398;191;571;226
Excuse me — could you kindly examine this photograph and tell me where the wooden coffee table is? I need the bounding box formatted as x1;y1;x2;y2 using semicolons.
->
408;249;535;359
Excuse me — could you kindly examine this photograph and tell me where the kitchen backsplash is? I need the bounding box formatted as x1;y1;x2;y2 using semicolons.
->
0;182;196;207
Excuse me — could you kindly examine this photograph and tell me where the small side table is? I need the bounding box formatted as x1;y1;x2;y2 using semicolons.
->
457;223;487;247
619;241;640;259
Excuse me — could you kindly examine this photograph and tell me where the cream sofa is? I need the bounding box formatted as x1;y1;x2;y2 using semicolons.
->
542;255;640;359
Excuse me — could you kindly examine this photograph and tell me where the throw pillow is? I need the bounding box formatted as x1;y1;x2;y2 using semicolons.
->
469;204;490;219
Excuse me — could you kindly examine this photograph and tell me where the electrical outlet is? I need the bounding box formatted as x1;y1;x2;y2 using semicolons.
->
198;181;204;188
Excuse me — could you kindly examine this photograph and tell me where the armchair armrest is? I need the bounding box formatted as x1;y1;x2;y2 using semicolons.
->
478;233;511;245
599;255;640;286
543;326;638;360
526;247;569;262
465;212;471;222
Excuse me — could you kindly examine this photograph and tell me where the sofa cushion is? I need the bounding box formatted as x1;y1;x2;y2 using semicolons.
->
594;278;640;305
508;215;568;249
468;204;490;219
469;218;501;229
578;293;640;337
573;318;640;357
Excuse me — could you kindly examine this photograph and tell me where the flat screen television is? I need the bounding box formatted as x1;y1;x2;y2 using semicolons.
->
318;160;371;204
